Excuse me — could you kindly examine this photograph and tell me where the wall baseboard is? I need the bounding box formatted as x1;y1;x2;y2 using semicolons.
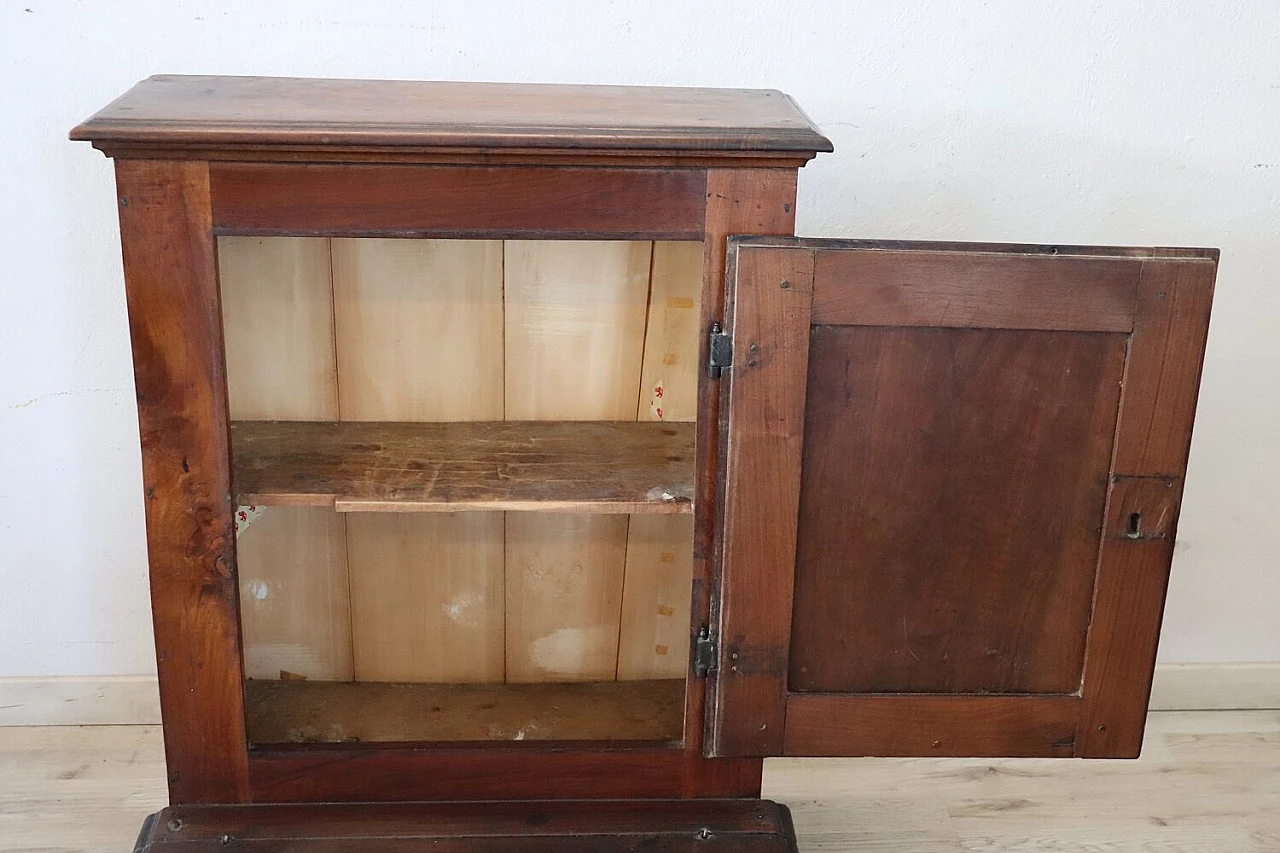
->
0;676;161;726
1147;662;1280;711
0;664;1276;726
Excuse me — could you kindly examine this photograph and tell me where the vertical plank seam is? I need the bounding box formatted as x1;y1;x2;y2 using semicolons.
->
326;237;360;682
500;240;509;685
617;240;660;680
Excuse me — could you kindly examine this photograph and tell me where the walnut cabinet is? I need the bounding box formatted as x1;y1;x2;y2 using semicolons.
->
72;76;1216;852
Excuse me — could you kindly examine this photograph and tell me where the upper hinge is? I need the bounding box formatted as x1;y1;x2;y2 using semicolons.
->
707;323;733;379
693;626;718;677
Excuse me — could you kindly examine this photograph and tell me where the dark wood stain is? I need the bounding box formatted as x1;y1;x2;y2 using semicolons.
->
789;326;1126;695
72;75;831;166
1076;257;1216;757
244;679;685;745
708;245;815;756
210;163;708;239
134;799;798;852
783;694;1080;757
1110;259;1218;476
811;249;1142;331
711;240;1214;763
114;159;249;803
247;747;760;804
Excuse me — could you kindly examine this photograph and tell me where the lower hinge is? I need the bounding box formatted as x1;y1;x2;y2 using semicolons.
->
707;323;733;379
693;626;718;677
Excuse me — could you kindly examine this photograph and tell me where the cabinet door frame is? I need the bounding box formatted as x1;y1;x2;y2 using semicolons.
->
707;237;1216;759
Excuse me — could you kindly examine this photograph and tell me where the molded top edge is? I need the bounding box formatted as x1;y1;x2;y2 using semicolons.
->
71;75;834;160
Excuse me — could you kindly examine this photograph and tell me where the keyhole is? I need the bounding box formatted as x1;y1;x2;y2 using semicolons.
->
1126;512;1142;539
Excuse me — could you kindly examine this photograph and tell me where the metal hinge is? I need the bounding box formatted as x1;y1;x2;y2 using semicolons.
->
693;626;718;677
707;323;733;379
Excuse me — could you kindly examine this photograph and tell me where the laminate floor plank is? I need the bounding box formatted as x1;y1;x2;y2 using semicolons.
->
1;712;1277;851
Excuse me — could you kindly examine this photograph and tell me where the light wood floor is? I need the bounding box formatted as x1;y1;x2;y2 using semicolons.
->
0;711;1276;851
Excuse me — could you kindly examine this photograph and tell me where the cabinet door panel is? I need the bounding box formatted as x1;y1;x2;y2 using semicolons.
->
708;238;1216;760
790;326;1125;696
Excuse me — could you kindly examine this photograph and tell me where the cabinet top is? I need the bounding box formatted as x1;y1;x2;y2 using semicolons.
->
71;75;833;166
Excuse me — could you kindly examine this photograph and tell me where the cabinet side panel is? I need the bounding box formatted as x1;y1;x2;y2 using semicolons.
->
503;241;651;682
115;159;249;802
789;327;1126;695
332;238;506;683
217;236;352;682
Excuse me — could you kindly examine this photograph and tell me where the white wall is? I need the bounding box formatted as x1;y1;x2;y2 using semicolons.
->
1;0;1276;677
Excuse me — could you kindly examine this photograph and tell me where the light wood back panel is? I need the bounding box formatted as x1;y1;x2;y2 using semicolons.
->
344;512;506;683
332;238;507;683
217;237;353;683
503;241;652;682
618;241;704;679
218;237;339;420
223;237;701;687
332;238;505;421
235;507;353;682
503;241;652;419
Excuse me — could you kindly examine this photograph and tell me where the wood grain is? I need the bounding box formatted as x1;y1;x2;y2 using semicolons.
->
502;240;653;683
133;799;796;852
332;237;506;685
788;326;1126;695
210;164;709;238
504;514;630;683
332;238;505;421
710;244;814;757
136;799;791;842
216;236;338;420
73;75;831;163
618;240;703;680
114;159;248;803
248;745;760;804
1077;257;1216;757
217;236;352;684
691;174;796;783
503;241;652;420
783;695;1081;757
810;249;1142;331
636;241;705;423
617;515;696;680
346;513;505;683
235;508;353;682
244;679;684;745
1111;258;1218;475
230;420;694;513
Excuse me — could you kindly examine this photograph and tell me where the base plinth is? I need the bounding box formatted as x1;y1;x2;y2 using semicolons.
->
133;799;798;851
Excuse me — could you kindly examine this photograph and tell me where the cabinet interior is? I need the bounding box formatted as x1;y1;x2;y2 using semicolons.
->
217;237;703;747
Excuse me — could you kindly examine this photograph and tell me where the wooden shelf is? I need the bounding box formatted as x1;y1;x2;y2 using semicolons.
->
244;678;685;745
231;420;694;514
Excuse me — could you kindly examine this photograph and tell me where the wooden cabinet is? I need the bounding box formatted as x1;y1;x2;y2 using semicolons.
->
72;76;1215;852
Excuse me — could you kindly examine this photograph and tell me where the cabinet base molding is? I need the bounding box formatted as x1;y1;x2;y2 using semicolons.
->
132;799;798;852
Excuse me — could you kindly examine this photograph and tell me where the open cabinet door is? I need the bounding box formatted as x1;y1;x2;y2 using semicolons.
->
707;237;1216;759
